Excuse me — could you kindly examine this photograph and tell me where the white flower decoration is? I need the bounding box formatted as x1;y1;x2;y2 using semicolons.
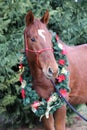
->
61;67;68;75
75;0;78;2
58;42;63;50
21;80;26;88
31;107;37;113
19;56;23;62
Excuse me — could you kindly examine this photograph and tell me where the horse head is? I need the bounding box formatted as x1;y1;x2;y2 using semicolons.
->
24;11;58;79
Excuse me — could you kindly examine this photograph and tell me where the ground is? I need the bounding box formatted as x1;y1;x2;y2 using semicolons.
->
0;105;87;130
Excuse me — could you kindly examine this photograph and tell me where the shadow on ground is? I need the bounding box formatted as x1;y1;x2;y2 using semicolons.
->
0;105;87;130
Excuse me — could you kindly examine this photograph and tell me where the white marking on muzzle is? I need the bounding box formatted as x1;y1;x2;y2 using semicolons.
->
38;29;46;41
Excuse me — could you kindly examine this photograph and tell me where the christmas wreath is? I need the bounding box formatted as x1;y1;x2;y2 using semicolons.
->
19;32;70;119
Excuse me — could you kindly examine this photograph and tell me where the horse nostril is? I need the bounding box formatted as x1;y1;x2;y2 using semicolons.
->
48;67;53;76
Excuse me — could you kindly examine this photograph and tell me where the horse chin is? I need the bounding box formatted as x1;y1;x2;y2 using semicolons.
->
46;75;54;80
43;72;57;80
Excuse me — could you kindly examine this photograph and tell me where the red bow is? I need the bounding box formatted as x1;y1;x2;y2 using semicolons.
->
19;63;23;69
31;101;40;109
60;89;67;97
57;74;66;82
58;59;65;65
21;89;25;98
19;75;23;83
61;49;67;55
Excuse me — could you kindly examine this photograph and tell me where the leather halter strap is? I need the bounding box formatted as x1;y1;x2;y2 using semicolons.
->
25;37;53;53
26;47;53;54
25;38;53;65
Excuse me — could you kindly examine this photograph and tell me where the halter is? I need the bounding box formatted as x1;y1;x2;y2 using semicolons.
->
26;47;53;54
25;38;53;65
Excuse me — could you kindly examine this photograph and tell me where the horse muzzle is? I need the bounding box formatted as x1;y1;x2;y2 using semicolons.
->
43;66;58;79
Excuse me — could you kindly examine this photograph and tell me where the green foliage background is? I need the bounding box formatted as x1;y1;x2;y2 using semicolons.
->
0;0;87;128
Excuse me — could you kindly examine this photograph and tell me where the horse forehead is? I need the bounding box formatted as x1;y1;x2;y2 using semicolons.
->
38;29;46;41
25;20;49;40
27;27;47;41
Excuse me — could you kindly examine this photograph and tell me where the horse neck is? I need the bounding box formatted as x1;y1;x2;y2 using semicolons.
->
28;60;55;99
29;61;42;79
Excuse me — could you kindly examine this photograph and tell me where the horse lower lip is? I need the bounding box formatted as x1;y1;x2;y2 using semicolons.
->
46;73;57;79
47;75;52;78
43;73;52;79
46;75;53;79
47;73;53;77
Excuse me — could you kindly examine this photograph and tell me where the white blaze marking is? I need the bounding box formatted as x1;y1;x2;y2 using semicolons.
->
38;29;46;41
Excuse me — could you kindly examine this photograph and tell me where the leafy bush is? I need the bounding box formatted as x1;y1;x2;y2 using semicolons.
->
49;0;87;45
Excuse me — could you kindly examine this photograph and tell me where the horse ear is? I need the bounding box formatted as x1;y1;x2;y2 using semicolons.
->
25;11;34;26
41;10;49;24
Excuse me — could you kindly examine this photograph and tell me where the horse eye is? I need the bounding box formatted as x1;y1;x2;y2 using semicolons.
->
31;37;36;42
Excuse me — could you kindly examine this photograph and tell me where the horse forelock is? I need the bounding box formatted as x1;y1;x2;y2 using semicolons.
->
25;19;47;38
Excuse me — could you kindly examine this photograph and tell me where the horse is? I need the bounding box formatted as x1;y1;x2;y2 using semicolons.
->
24;10;87;130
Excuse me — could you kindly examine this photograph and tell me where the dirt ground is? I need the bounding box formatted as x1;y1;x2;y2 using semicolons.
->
16;116;87;130
0;105;87;130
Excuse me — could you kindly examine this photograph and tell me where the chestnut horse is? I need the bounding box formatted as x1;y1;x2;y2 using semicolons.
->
24;10;87;130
